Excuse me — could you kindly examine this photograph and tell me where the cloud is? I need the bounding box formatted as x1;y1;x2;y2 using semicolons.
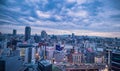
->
28;16;36;21
36;10;51;18
67;10;88;18
67;0;91;4
67;0;86;4
25;0;48;8
54;15;62;20
0;0;120;37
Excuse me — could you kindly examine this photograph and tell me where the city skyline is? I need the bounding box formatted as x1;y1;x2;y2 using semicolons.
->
0;0;120;37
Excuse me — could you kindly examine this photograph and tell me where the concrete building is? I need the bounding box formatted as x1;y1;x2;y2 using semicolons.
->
65;64;106;71
18;44;36;64
25;26;31;41
0;56;23;71
41;30;48;40
53;51;65;62
13;29;17;36
95;56;104;63
105;49;112;67
38;60;52;71
95;52;105;64
46;46;54;60
111;50;120;70
72;53;82;64
86;52;95;63
34;34;40;43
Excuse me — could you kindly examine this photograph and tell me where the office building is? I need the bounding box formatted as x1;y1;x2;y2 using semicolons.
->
41;30;47;40
86;51;95;63
105;49;112;67
95;52;104;63
38;60;52;71
46;46;54;60
25;26;31;41
34;34;40;43
72;53;82;64
53;51;65;62
18;43;36;64
13;29;17;36
65;64;106;71
55;44;62;51
95;56;104;63
0;56;23;71
111;50;120;70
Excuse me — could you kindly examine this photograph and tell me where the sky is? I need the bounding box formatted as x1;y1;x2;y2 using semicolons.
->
0;0;120;37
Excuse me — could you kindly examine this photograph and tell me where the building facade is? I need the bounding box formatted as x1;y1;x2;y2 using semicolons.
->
25;26;31;41
111;50;120;70
13;29;17;36
72;53;82;64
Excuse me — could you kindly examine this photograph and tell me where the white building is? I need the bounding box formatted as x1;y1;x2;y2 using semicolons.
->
25;47;36;64
46;46;55;60
95;56;104;63
72;53;82;64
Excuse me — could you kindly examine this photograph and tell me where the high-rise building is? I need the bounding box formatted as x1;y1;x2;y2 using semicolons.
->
41;30;47;40
34;34;40;43
13;29;17;36
46;46;54;60
18;43;35;63
86;52;95;63
72;33;75;38
25;26;31;41
105;49;112;67
111;50;120;70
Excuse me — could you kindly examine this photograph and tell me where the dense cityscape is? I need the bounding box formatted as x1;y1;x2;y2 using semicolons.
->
0;0;120;71
0;26;120;71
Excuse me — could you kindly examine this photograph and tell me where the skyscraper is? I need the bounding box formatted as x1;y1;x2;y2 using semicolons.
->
34;34;40;43
41;30;47;40
25;26;31;41
13;29;17;36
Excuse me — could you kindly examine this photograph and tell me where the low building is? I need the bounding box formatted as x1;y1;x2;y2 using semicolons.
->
0;56;23;71
72;53;82;64
38;60;52;71
95;56;104;63
65;64;106;71
94;52;104;63
53;51;65;62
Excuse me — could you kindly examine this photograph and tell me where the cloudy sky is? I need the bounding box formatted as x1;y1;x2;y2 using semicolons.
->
0;0;120;37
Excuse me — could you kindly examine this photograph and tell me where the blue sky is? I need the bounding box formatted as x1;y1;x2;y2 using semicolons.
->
0;0;120;37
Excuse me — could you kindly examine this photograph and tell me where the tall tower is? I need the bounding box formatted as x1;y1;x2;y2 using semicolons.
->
13;29;17;36
41;30;47;40
25;26;31;41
